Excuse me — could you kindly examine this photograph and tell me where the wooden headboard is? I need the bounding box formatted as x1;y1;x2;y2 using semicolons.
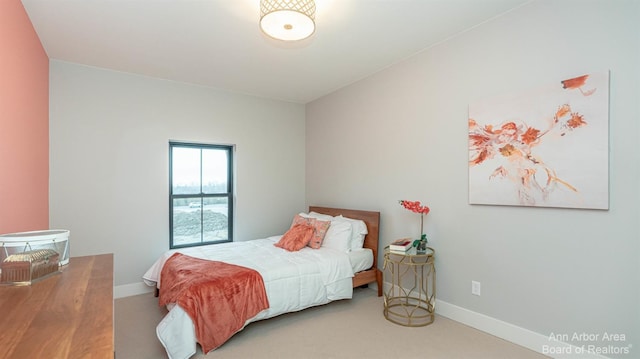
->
309;206;382;296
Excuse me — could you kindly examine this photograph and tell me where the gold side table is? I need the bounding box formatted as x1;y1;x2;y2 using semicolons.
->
383;246;436;327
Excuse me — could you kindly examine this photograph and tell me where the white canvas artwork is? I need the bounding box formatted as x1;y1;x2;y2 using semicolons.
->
468;71;609;210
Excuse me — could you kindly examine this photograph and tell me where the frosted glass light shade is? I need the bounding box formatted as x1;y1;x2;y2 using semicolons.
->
260;0;316;41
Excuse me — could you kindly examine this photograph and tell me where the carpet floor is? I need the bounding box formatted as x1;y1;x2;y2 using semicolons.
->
115;287;549;359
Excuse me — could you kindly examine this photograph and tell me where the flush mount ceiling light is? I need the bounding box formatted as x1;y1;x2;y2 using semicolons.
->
260;0;316;41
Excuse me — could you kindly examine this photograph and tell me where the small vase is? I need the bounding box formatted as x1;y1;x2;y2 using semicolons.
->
416;239;428;254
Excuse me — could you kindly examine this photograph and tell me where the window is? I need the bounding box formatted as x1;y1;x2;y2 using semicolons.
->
169;142;233;249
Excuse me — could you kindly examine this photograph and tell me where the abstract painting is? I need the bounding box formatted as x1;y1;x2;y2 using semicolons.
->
468;71;609;210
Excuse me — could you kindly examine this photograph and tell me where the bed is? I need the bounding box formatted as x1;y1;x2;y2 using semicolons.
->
142;206;381;359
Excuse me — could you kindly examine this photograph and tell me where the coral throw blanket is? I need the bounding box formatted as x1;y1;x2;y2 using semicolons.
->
159;253;269;353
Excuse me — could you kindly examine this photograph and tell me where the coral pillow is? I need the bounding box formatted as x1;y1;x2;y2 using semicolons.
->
292;214;330;249
275;223;314;252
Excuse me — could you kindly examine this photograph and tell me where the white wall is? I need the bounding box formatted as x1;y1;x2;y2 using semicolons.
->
49;61;306;286
306;0;639;355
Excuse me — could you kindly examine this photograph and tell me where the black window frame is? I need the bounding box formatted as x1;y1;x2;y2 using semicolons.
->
169;141;234;249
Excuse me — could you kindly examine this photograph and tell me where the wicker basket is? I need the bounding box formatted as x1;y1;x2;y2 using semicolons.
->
1;249;60;285
0;229;70;265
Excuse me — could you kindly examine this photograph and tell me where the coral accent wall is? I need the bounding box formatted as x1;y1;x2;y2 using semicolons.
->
0;0;49;233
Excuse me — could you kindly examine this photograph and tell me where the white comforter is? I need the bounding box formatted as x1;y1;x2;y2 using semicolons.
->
143;236;355;359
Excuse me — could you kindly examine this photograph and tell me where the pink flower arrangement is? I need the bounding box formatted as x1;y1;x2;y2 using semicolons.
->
399;200;430;242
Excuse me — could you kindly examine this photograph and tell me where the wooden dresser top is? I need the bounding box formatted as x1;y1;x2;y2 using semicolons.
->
0;254;114;358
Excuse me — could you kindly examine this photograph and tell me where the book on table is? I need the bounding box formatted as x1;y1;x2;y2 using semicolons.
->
389;238;413;252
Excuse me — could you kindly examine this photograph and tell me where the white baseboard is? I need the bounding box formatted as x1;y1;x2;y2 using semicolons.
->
114;282;154;299
435;299;609;359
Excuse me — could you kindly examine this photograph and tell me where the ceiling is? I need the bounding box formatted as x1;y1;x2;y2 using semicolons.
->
21;0;530;104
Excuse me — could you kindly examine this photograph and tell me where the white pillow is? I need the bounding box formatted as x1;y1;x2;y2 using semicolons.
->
337;215;368;250
301;212;368;251
306;211;335;222
320;220;352;252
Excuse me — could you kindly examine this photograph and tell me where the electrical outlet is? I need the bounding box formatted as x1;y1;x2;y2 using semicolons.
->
472;281;481;296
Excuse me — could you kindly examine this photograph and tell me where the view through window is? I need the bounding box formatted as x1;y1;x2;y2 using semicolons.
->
169;142;233;248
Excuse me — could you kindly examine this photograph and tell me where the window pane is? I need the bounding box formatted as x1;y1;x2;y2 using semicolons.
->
169;142;233;249
172;147;201;195
203;197;229;242
202;149;228;194
172;198;202;246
